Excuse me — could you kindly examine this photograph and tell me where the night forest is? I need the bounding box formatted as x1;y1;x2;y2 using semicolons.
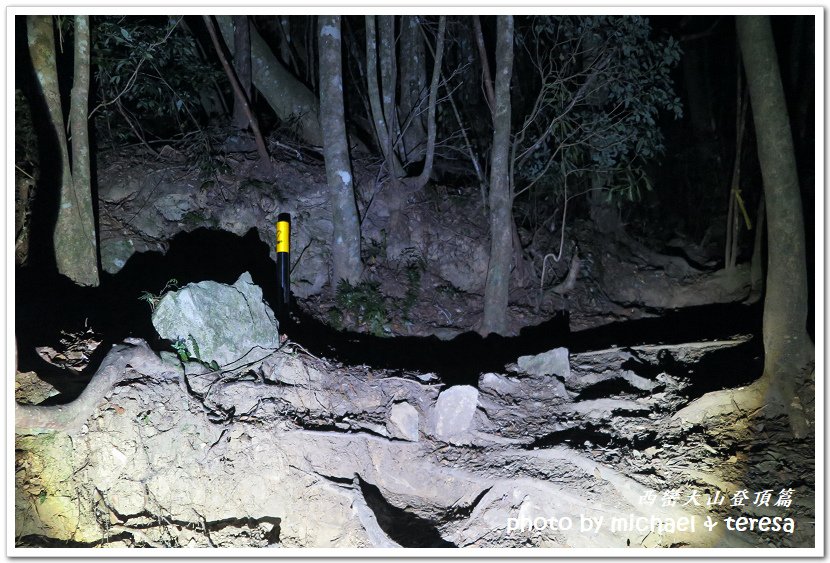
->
14;14;817;550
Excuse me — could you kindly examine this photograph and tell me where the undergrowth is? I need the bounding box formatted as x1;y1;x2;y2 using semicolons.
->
331;280;388;336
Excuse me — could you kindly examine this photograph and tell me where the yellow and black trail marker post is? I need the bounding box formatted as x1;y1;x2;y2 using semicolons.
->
276;213;291;317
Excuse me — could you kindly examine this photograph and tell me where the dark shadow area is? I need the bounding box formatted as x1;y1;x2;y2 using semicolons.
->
15;228;278;397
16;228;764;398
621;338;764;401
285;297;763;388
574;378;656;401
523;423;615;450
357;476;456;548
207;516;281;545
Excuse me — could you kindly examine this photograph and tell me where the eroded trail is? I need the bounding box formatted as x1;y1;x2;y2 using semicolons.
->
14;336;813;549
14;267;814;549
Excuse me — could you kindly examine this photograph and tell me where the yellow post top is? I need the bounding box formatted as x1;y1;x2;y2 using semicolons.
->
276;221;290;253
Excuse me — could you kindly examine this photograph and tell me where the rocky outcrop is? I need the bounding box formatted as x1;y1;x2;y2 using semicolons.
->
152;272;279;370
96;155;491;299
16;331;808;549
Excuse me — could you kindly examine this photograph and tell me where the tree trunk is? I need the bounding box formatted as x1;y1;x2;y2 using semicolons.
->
28;15;99;287
231;16;252;129
364;16;405;178
748;195;765;303
472;15;495;116
277;16;295;70
398;16;427;161
203;16;270;167
378;16;400;166
480;15;514;337
68;16;98;286
319;16;363;286
736;15;813;433
725;62;748;270
408;16;446;190
588;174;621;235
216;15;322;147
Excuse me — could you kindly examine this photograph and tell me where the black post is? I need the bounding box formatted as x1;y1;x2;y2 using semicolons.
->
276;213;291;317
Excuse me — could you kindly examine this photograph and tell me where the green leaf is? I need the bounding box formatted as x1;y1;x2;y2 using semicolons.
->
171;339;190;362
188;336;199;357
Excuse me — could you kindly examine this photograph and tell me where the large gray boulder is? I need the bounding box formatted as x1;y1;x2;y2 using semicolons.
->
429;385;479;444
152;272;279;370
517;347;570;378
387;401;420;442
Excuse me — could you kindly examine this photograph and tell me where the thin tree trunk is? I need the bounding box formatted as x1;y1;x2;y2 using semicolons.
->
204;16;270;167
306;16;317;90
736;15;812;434
725;58;747;269
472;15;495;116
410;19;483;205
748;195;765;303
480;15;514;336
365;16;404;178
343;18;375;140
231;16;252;129
378;16;399;166
293;17;309;76
28;16;70;266
409;16;446;190
724;178;735;266
179;19;230;116
277;16;296;71
68;15;99;286
319;16;363;285
398;16;427;161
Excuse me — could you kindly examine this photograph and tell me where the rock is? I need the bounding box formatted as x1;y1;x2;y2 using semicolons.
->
387;402;420;442
14;337;794;549
96;155;498;304
620;369;659;391
100;237;136;274
478;370;570;402
432;327;463;341
517;347;570;378
99;176;141;204
429;385;479;443
159;351;180;367
478;372;520;397
15;371;59;405
600;250;752;308
261;354;323;386
154;193;196;222
152;272;279;370
566;398;650;420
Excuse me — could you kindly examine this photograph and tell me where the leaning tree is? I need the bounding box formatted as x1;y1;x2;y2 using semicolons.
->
736;15;813;436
